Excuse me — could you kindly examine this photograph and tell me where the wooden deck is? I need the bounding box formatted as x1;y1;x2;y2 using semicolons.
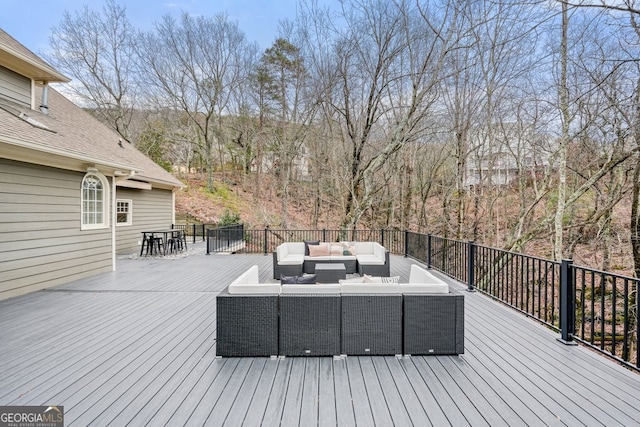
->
1;244;639;426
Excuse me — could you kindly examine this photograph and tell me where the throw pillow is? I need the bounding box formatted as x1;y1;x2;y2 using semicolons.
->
381;276;400;284
363;275;383;283
330;244;343;255
281;274;318;284
304;240;320;255
308;242;330;257
343;250;352;256
281;275;298;284
339;277;365;284
296;274;317;284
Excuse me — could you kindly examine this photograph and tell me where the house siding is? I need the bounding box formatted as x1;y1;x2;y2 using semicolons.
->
0;159;112;300
115;187;174;254
0;65;30;107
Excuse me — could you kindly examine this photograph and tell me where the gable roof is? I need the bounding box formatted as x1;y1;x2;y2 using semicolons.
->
0;29;182;190
0;86;183;189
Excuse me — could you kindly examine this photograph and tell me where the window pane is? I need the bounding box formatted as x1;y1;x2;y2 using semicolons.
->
82;173;106;227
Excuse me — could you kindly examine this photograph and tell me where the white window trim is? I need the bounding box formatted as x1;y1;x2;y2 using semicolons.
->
116;199;133;226
81;171;110;230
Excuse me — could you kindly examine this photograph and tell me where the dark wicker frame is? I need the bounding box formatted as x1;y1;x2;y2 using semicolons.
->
341;294;403;355
216;290;279;357
272;252;303;279
357;251;391;276
403;290;465;355
279;293;341;356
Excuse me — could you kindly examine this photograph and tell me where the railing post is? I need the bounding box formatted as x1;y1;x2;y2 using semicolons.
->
322;228;327;242
467;240;476;292
381;228;385;248
263;227;268;255
404;230;409;258
206;228;210;255
426;234;432;269
558;258;578;345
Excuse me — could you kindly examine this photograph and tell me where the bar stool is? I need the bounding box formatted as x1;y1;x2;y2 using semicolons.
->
150;233;164;255
140;233;153;256
169;230;184;253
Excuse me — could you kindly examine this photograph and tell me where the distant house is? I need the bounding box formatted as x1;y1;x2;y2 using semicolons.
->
0;29;183;301
465;123;555;191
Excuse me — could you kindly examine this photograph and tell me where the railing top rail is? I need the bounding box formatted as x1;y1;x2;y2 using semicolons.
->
474;243;561;265
428;235;469;245
572;264;640;282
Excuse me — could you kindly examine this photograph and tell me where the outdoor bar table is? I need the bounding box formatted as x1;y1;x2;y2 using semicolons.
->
140;229;185;256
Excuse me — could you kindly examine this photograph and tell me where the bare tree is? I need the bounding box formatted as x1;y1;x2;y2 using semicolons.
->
137;12;256;191
48;0;137;141
299;0;460;230
256;38;316;228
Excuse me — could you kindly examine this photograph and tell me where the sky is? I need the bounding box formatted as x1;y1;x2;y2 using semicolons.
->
0;0;339;57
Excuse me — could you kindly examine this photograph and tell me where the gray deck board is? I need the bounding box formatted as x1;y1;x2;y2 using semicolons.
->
332;355;357;426
1;243;639;426
239;357;280;426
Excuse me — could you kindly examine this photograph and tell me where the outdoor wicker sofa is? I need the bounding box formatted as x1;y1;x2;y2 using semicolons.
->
273;241;390;279
216;264;464;357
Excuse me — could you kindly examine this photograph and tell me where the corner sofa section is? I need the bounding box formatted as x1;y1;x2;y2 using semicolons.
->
217;264;464;357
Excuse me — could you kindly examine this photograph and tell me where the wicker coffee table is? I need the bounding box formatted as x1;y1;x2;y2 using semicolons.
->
315;263;347;283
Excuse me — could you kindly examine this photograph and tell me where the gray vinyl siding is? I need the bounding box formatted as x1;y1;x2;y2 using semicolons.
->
115;187;174;255
0;159;112;300
0;65;30;107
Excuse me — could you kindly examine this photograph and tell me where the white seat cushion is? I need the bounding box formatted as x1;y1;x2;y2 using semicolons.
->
228;283;282;294
278;254;304;265
356;254;385;265
304;255;332;262
400;283;449;293
281;284;342;293
340;283;400;293
330;255;356;261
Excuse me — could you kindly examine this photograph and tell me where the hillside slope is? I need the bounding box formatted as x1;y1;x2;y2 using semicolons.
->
175;172;636;276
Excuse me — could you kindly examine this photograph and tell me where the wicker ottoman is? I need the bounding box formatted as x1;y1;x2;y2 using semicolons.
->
315;263;347;283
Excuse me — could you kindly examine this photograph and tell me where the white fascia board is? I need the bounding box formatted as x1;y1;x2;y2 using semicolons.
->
0;134;139;174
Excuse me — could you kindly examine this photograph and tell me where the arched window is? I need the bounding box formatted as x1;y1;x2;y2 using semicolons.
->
81;171;109;229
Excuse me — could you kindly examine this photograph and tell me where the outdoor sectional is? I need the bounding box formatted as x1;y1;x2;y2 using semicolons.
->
272;241;390;279
216;264;464;357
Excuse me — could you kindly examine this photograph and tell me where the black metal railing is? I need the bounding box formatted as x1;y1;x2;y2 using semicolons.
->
572;264;639;369
206;224;245;254
172;223;218;244
431;237;637;372
473;244;561;329
234;228;406;255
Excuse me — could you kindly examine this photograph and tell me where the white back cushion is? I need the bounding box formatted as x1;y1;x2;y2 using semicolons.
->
354;241;374;254
231;265;260;285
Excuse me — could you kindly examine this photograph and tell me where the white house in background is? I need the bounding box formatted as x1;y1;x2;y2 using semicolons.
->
0;29;183;301
251;143;311;181
465;123;555;191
